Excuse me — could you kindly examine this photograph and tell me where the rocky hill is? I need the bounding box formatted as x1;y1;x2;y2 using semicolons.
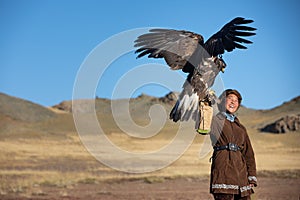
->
1;92;299;136
52;92;300;134
261;114;300;133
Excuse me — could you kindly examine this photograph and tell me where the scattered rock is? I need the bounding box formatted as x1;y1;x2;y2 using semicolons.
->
52;101;72;112
158;92;178;104
261;114;300;133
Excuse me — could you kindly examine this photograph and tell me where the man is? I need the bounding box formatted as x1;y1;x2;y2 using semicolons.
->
209;89;257;200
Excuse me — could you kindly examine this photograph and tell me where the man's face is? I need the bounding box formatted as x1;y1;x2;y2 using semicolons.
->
226;94;239;114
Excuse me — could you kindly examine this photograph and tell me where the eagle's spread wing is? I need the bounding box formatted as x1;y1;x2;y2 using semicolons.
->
134;29;204;73
204;17;256;57
134;17;256;125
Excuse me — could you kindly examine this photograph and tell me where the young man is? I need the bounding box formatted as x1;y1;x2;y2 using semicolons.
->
209;89;257;200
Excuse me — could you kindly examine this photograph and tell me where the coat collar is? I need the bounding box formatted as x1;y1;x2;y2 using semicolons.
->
216;112;241;126
222;112;236;122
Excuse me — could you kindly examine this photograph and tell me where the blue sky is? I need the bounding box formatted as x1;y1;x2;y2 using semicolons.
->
0;0;299;109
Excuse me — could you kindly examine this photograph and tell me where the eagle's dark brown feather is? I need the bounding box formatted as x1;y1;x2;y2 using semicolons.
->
134;17;256;124
134;29;203;72
204;17;256;56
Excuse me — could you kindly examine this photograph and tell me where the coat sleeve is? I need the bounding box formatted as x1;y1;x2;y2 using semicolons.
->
242;132;258;187
209;115;223;146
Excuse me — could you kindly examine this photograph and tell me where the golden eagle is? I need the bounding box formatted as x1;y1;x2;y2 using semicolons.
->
134;17;256;125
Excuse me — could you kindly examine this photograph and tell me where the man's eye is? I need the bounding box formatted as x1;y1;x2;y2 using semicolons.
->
227;97;238;102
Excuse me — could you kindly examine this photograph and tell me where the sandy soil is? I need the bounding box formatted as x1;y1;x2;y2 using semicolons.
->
1;177;299;200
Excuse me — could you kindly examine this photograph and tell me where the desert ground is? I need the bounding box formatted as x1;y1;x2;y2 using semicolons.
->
0;93;299;199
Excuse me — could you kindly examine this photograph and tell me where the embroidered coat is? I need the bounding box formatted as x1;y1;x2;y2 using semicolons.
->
209;112;257;197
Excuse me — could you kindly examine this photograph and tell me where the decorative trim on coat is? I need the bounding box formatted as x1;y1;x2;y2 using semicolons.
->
212;184;239;190
212;183;253;193
240;185;252;193
248;176;257;182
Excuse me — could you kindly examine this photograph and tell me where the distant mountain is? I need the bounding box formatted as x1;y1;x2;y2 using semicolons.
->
235;96;300;132
0;93;56;122
261;96;300;115
1;92;299;136
0;93;58;138
255;96;300;133
52;92;177;116
52;92;300;115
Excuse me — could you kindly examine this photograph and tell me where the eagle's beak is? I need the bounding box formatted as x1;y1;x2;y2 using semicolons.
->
221;67;225;73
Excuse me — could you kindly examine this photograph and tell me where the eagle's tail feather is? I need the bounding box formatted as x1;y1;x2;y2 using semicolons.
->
170;93;199;122
170;100;180;122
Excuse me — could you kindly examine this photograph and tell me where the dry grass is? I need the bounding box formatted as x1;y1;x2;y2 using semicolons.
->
1;94;300;196
1;126;299;195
